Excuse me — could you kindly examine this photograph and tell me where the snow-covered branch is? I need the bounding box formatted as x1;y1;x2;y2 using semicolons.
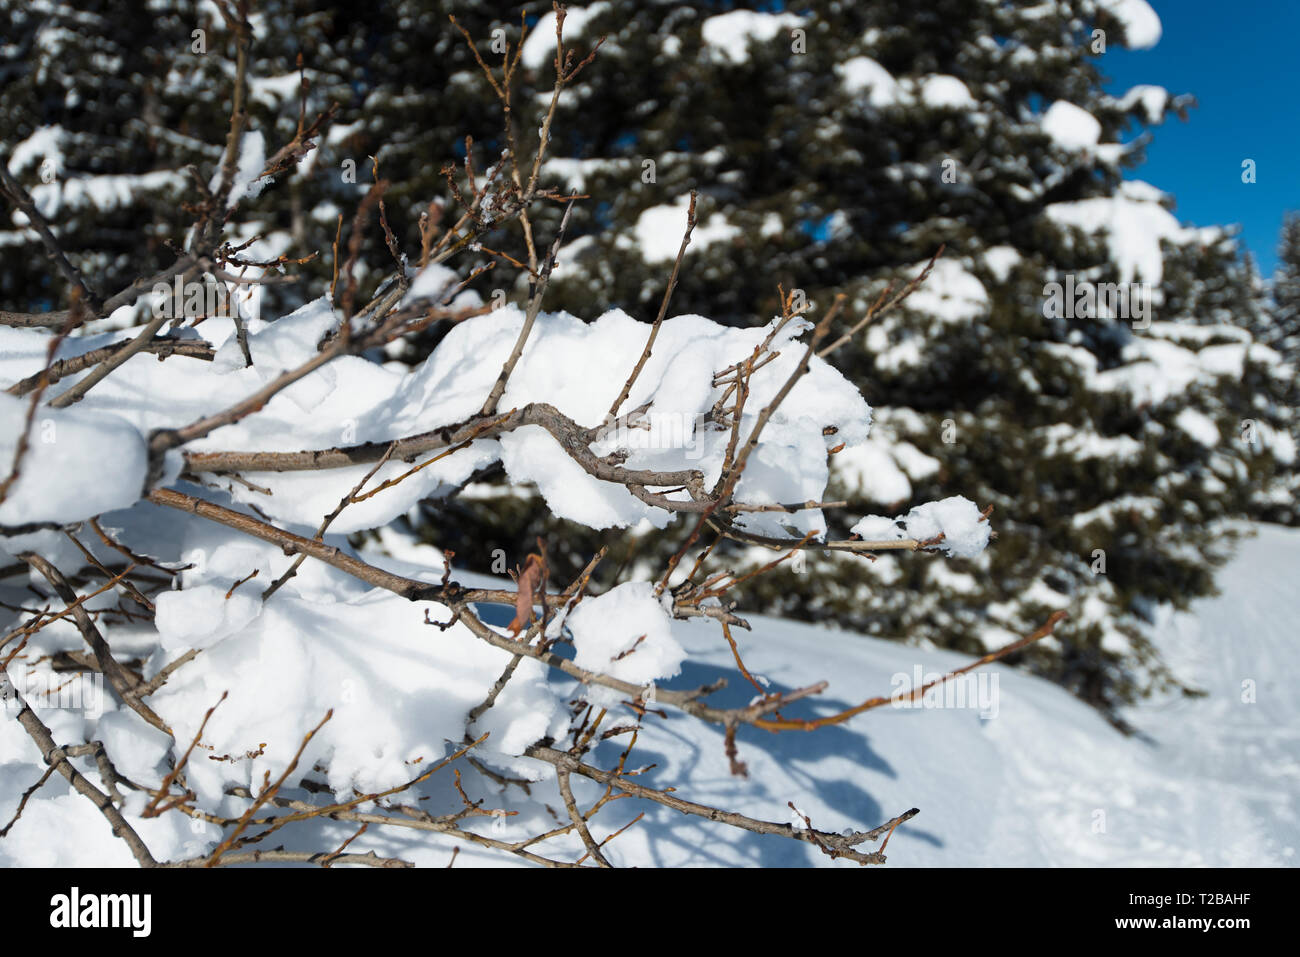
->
0;4;1050;869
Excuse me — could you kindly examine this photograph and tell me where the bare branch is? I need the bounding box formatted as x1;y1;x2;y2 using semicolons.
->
0;670;158;866
606;191;697;421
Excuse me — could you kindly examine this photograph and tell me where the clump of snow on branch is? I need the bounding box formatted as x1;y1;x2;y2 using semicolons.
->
0;267;873;537
1096;0;1162;49
700;10;803;65
0;392;147;526
0;263;912;805
851;495;992;559
566;581;685;707
521;3;610;70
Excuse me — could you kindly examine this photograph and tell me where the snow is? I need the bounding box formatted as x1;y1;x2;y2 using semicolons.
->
1119;524;1299;864
926;560;978;595
632;194;739;263
400;261;483;310
249;72;304;110
543;156;618;192
1267;426;1297;466
865;327;926;373
0;393;147;528
1116;84;1169;122
1046;181;1188;286
210;129;268;209
1071;493;1160;529
1095;337;1201;404
1041;100;1102;151
982;245;1021;283
833;431;940;506
916;74;976;110
1197;343;1252;378
851;495;992;558
153;585;262;651
1174;407;1221;447
890;439;942;482
837;56;900;108
1098;0;1162;49
0;292;871;541
1039;422;1143;462
210;292;338;373
897;258;989;323
0;789;190;868
1085;332;1283;409
521;4;609;71
1147;320;1252;346
700;11;803;65
894;496;992;558
147;534;567;802
9;524;1294;866
22;171;184;220
567;581;685;706
833;441;912;504
325;120;363;146
840;70;976;112
0;0;1287;861
638;525;1297;867
95;711;173;785
548;234;597;281
6;125;66;177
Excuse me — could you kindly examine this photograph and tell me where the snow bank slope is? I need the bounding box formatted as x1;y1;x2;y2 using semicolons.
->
1123;524;1300;866
599;525;1299;866
2;527;1294;867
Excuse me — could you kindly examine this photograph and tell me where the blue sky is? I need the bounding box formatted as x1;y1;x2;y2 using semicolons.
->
1101;0;1299;276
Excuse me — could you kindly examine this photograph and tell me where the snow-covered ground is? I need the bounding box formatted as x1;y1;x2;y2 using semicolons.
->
591;524;1299;867
1120;524;1300;867
2;524;1295;867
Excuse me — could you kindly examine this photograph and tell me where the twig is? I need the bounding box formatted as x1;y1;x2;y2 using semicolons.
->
606;191;697;420
479;199;575;415
557;769;611;867
0;164;100;311
0;670;157;866
205;708;333;866
20;553;169;734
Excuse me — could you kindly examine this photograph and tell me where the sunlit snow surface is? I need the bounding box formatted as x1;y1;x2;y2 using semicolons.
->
1;525;1294;867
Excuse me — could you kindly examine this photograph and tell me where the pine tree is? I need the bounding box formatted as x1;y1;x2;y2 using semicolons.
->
2;0;1292;722
1270;212;1300;357
0;0;192;310
394;0;1296;720
0;0;366;318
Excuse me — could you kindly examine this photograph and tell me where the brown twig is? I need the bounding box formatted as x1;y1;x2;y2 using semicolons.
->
1;670;158;866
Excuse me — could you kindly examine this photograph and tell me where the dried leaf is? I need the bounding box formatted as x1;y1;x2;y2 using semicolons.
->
506;553;545;637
